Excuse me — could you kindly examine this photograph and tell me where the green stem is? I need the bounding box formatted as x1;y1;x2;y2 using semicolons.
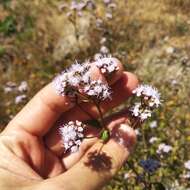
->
74;92;102;128
93;99;105;128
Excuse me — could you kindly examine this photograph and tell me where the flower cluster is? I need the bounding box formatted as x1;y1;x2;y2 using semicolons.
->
84;80;111;100
149;120;158;128
4;81;28;105
139;158;160;173
53;62;91;97
156;143;172;154
95;57;119;74
130;85;161;121
182;159;190;180
59;0;96;17
4;81;28;93
15;94;27;104
184;160;190;170
59;120;85;153
54;57;162;157
132;85;161;107
149;136;158;144
54;60;111;100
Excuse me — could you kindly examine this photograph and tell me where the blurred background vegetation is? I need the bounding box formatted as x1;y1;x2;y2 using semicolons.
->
0;0;190;189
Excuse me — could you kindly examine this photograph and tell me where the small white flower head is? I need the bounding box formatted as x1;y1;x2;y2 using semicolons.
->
4;81;17;93
165;46;175;54
182;172;190;179
139;158;160;173
84;79;111;100
124;171;135;179
108;3;117;9
132;85;161;108
59;120;85;153
156;143;172;154
150;120;158;128
105;12;113;19
149;137;158;144
130;103;152;121
100;46;110;54
103;0;112;4
124;172;130;179
53;61;91;97
95;57;119;75
70;1;86;11
18;81;28;92
15;94;27;104
184;160;190;170
100;37;107;44
130;84;161;122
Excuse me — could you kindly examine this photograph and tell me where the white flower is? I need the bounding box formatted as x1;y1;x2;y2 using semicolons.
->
84;80;111;100
130;103;152;121
130;84;161;122
157;143;172;154
130;103;141;117
15;94;27;104
184;160;190;170
150;121;157;128
100;46;110;54
100;37;107;44
166;46;175;54
140;109;152;120
4;81;17;93
70;1;86;11
124;173;130;179
53;73;68;96
18;81;28;92
149;137;158;144
105;12;113;19
108;3;117;9
53;62;91;97
103;0;112;4
132;85;161;108
95;57;119;74
4;87;14;93
59;120;85;153
182;172;190;179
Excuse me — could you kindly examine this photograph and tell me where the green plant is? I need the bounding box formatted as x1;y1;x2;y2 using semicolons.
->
0;16;17;36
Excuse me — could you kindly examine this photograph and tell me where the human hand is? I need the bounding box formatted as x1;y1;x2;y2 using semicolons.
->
0;58;138;190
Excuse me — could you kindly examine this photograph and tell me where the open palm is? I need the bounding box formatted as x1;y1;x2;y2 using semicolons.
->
0;59;138;190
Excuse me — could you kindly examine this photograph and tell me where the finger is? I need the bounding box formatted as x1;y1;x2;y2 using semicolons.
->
45;72;138;156
5;58;123;137
40;117;136;190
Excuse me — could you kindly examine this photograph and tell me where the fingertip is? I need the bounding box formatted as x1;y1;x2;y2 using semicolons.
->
124;71;139;92
116;124;137;152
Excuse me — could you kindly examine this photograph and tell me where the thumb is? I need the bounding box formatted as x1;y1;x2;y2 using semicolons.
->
39;117;136;190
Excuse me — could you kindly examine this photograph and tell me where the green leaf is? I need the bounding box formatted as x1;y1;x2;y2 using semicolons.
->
100;130;110;142
154;182;166;190
0;16;17;36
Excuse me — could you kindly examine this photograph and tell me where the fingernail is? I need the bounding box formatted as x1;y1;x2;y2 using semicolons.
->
111;123;136;152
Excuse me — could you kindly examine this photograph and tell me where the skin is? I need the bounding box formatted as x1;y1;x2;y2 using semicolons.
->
0;59;138;190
